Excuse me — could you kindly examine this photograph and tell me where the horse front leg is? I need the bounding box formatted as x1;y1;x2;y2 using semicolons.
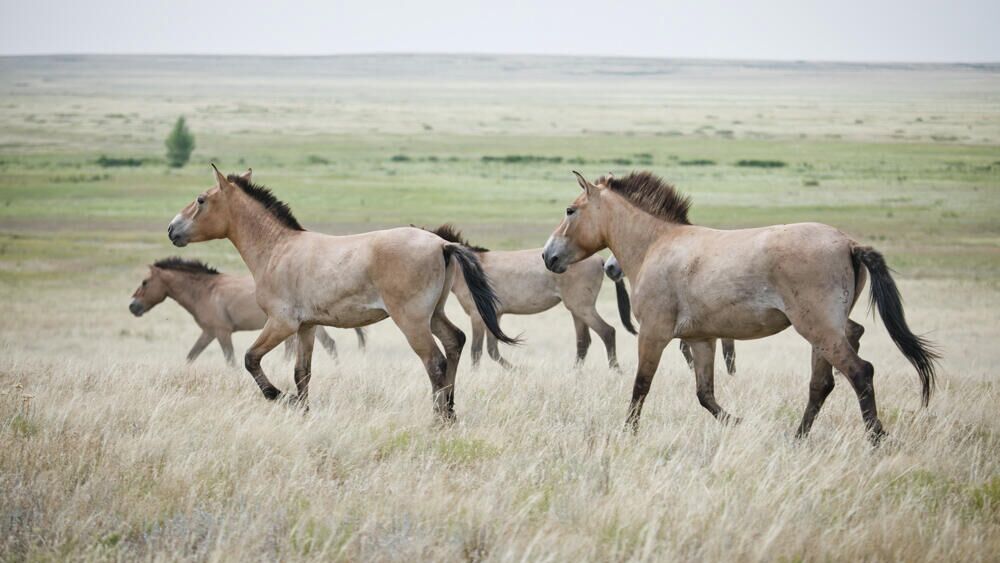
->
721;339;736;375
293;325;316;407
186;330;215;363
216;331;236;366
245;318;298;401
689;339;739;424
626;332;669;433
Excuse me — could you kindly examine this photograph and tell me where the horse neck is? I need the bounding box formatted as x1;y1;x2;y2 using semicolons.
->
160;271;214;320
601;196;679;281
225;191;298;276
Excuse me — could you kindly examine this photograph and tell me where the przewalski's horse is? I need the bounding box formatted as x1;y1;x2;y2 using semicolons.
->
167;166;515;420
431;225;623;369
604;255;736;375
543;171;938;444
129;257;365;365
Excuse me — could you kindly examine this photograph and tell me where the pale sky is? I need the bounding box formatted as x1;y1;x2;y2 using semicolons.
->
1;0;998;63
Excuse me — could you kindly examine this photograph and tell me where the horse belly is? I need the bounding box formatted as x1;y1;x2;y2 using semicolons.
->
677;301;790;341
311;293;389;329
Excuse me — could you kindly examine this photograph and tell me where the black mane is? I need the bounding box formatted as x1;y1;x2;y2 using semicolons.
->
428;224;489;252
597;171;692;225
153;257;220;276
227;174;305;231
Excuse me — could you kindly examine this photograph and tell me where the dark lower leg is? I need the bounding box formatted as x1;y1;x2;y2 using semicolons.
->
315;327;338;358
572;314;591;365
432;314;465;420
796;348;835;438
470;321;485;367
245;320;297;400
691;340;738;423
626;335;668;433
679;341;694;370
722;339;736;375
582;311;617;369
294;326;316;405
487;332;512;369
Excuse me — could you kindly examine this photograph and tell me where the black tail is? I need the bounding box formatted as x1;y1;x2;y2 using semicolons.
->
853;245;940;406
614;280;637;335
444;244;519;345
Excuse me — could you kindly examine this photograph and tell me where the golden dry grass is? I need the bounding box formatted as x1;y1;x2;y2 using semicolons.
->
2;275;999;561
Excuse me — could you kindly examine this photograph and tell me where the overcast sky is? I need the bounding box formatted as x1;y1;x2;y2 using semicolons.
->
1;0;997;62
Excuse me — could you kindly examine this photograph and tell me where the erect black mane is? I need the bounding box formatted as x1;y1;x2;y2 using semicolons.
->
596;171;692;225
153;257;220;276
227;174;305;231
428;224;489;252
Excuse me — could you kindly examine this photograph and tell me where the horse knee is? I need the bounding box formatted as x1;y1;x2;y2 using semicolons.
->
811;374;835;398
847;360;875;390
244;351;261;372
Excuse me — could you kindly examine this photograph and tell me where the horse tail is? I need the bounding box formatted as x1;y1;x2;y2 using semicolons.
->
852;245;939;406
443;244;520;345
613;280;637;335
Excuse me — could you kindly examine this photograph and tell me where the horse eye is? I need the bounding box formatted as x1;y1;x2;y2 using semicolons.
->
566;207;576;216
197;195;206;205
142;280;147;286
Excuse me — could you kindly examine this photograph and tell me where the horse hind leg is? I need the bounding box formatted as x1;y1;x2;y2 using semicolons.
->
791;312;884;444
486;316;514;369
431;310;466;420
315;327;339;359
721;339;736;375
574;306;618;369
800;320;865;436
571;312;592;366
689;339;739;424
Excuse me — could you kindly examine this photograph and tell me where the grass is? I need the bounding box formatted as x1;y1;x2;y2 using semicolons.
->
0;54;999;560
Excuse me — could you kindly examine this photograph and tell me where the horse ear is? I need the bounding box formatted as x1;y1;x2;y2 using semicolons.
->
572;170;596;195
211;163;232;190
240;168;252;181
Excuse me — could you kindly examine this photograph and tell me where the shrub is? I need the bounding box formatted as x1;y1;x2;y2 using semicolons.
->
679;159;715;166
96;156;144;167
390;154;411;162
165;117;195;168
736;159;786;168
306;155;330;165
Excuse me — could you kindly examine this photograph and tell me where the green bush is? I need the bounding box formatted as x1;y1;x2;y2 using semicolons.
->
679;159;715;166
165;117;195;168
96;155;144;167
736;159;786;168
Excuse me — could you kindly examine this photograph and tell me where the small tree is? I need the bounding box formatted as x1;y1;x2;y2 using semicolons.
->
165;117;195;168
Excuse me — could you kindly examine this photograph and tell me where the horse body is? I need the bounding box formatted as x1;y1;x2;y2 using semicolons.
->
543;171;937;444
167;167;514;419
129;257;360;364
432;226;618;368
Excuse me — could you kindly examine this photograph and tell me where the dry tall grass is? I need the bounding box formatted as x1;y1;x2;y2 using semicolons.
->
2;275;998;561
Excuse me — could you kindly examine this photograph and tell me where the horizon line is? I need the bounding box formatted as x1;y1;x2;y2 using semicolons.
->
1;51;998;67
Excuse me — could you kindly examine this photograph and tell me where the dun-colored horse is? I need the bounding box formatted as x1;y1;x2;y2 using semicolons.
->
167;167;515;419
431;225;624;369
604;255;735;375
129;257;365;364
543;171;938;443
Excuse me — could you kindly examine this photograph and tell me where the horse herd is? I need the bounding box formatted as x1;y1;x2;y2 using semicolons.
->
131;166;939;444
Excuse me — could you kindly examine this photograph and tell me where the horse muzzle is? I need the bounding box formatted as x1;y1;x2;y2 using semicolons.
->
129;300;145;317
167;217;189;247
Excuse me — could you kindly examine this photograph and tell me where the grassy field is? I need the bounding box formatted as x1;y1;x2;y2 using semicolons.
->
1;55;999;561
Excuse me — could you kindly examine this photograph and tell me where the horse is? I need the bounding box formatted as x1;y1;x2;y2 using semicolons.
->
167;166;516;420
604;254;736;375
542;171;938;444
431;225;626;369
129;257;366;365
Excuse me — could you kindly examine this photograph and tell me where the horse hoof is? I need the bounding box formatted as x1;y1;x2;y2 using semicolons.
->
262;387;283;401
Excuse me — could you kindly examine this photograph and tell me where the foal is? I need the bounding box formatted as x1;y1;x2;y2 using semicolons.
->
432;225;622;369
604;255;736;375
167;167;515;419
543;171;938;443
129;257;364;364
